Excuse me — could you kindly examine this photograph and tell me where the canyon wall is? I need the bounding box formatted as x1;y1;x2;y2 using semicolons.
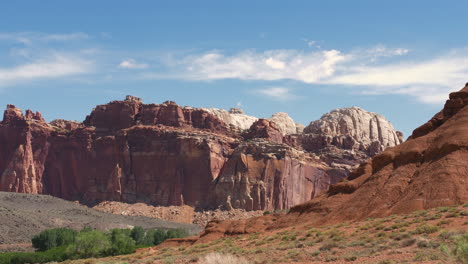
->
0;96;402;210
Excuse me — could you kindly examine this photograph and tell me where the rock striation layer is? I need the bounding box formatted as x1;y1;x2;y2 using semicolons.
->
0;96;403;211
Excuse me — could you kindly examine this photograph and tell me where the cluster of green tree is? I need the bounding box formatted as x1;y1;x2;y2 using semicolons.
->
0;226;187;264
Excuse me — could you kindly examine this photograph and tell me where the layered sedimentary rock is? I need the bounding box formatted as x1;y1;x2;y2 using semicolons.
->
289;83;468;223
214;141;338;211
0;96;403;211
304;107;403;155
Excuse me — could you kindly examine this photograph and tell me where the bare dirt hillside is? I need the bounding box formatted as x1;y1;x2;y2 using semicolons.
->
0;192;202;245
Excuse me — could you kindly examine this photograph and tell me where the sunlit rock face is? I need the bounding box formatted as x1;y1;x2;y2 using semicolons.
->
304;107;403;156
0;97;403;211
202;107;258;131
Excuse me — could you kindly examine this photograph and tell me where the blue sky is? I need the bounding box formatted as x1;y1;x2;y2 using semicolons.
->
1;1;468;137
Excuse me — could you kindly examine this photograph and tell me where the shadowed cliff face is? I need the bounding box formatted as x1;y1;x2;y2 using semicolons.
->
0;96;401;210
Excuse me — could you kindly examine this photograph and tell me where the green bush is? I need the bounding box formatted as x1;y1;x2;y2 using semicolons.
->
1;227;189;264
130;226;145;245
166;228;188;239
110;230;136;255
0;246;71;264
31;228;77;251
153;229;168;245
69;230;111;258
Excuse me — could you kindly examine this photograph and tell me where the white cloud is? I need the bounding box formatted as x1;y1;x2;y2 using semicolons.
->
327;52;468;103
118;59;149;69
142;45;468;104
0;55;92;86
0;32;89;44
255;87;298;101
166;49;347;83
265;57;285;69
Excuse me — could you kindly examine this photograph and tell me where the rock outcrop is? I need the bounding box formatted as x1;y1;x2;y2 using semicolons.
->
304;107;403;155
0;96;403;211
204;108;300;135
268;112;297;135
289;83;468;223
214;141;337;211
243;119;283;144
202;108;258;131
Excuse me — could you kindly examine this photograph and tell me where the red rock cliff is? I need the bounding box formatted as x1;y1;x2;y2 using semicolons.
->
0;96;398;210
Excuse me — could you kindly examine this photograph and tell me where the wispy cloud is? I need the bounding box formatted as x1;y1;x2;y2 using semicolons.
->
327;50;468;103
118;59;149;69
0;32;89;44
0;54;93;86
255;87;298;101
140;45;468;104
155;49;346;83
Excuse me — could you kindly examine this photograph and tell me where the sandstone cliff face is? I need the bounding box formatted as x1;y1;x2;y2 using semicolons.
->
214;141;337;211
304;107;403;155
288;83;468;223
0;96;402;211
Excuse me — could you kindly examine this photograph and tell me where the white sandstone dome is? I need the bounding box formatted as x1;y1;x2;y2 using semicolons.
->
202;108;258;131
268;112;297;135
304;106;403;149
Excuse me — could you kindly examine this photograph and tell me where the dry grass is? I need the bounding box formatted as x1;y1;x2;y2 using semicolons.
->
200;253;251;264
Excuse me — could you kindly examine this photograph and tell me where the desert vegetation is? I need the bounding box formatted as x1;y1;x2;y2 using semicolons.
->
0;226;188;264
63;204;467;264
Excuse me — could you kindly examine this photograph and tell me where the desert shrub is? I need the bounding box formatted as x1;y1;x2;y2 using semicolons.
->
325;254;338;262
200;252;251;264
413;224;439;234
31;228;77;251
377;260;395;264
437;220;451;226
441;233;468;264
417;239;439;249
343;254;358;261
389;232;410;241
319;241;338;251
400;238;416;247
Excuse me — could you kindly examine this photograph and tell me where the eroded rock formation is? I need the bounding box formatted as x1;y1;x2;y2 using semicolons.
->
304;107;403;155
0;96;402;211
290;83;468;223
